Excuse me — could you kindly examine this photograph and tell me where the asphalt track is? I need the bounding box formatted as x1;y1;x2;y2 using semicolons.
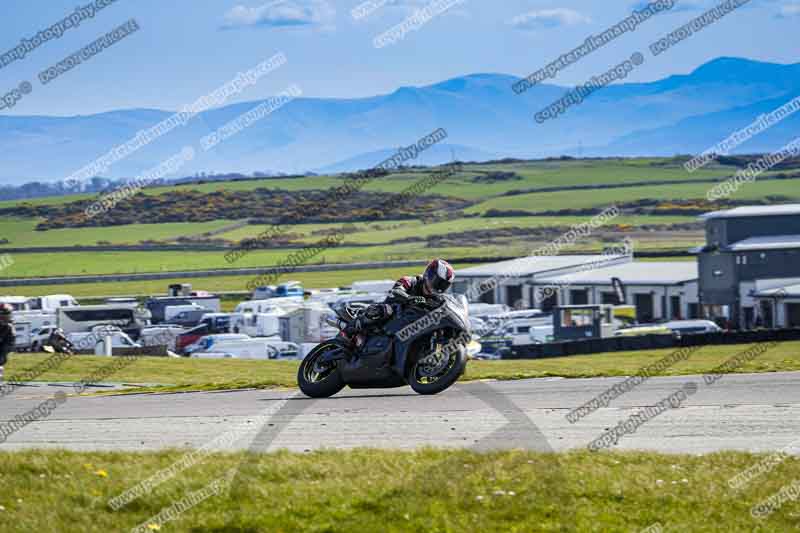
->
1;372;799;454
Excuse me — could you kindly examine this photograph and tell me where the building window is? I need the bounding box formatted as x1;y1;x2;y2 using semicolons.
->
601;292;617;305
570;289;589;305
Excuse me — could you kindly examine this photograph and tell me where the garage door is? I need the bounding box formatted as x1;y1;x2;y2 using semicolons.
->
787;303;800;328
634;293;654;323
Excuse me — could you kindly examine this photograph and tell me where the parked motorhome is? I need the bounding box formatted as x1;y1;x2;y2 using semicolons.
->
233;298;302;315
230;312;285;337
1;295;79;313
35;295;79;312
349;280;395;294
57;305;148;335
0;296;32;312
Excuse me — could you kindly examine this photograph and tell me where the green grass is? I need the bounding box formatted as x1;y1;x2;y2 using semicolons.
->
0;158;750;210
0;448;797;532
0;214;697;252
0;218;236;248
0;266;437;298
222;215;697;246
467;177;800;214
0;245;515;278
7;341;800;394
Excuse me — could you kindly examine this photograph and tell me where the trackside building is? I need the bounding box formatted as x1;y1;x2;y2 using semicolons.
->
454;255;700;323
695;204;800;329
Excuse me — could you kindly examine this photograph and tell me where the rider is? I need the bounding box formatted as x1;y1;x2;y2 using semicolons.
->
351;259;455;333
0;304;15;384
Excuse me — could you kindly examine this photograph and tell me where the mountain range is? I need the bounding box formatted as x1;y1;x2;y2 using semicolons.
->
1;57;798;186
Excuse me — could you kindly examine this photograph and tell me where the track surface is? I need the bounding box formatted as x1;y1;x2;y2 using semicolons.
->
1;372;799;454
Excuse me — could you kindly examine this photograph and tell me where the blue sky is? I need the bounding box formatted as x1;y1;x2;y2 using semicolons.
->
0;0;798;116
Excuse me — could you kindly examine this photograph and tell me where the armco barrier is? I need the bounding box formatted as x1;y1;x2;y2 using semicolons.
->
508;328;800;359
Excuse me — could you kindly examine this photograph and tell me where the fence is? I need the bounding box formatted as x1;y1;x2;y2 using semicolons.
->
509;327;800;359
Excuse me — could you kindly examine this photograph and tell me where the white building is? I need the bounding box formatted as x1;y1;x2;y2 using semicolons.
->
533;261;699;323
455;256;699;323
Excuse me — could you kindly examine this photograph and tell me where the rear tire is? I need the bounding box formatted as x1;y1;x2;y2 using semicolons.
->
408;347;467;395
297;343;346;398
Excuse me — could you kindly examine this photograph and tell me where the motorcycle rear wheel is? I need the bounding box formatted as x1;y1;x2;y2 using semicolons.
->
297;343;346;398
408;346;467;395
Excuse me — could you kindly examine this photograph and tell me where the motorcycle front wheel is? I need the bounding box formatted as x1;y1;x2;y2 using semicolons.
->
297;343;346;398
408;343;467;395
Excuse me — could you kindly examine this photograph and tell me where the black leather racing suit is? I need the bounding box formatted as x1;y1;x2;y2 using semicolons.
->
352;276;427;332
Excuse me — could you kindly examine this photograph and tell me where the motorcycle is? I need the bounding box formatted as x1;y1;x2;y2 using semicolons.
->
297;294;471;398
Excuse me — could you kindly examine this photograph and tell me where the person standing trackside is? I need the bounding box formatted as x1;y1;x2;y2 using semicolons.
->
0;304;15;384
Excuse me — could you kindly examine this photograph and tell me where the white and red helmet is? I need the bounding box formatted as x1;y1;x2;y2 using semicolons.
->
423;259;455;294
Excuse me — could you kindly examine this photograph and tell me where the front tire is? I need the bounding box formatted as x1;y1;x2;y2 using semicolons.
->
297;343;346;398
408;345;467;395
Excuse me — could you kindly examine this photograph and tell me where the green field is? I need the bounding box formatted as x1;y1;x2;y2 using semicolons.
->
467;177;800;214
0;158;792;287
0;245;513;278
0;448;797;532
0;218;236;248
7;341;800;393
220;215;698;246
0;158;758;209
0;266;441;298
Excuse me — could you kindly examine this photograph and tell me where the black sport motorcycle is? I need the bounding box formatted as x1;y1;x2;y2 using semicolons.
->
297;294;471;398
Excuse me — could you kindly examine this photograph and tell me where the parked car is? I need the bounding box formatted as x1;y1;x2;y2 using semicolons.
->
661;320;723;335
29;325;59;352
614;325;673;337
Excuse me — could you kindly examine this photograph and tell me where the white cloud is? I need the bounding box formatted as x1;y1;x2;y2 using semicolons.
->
509;8;591;31
777;2;800;17
223;0;334;29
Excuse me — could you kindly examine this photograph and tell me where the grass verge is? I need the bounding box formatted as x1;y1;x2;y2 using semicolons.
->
7;340;800;394
0;448;797;532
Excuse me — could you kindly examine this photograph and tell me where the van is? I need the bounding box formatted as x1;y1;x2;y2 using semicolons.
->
503;318;554;346
140;326;186;350
252;281;304;301
188;334;291;359
68;326;142;354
